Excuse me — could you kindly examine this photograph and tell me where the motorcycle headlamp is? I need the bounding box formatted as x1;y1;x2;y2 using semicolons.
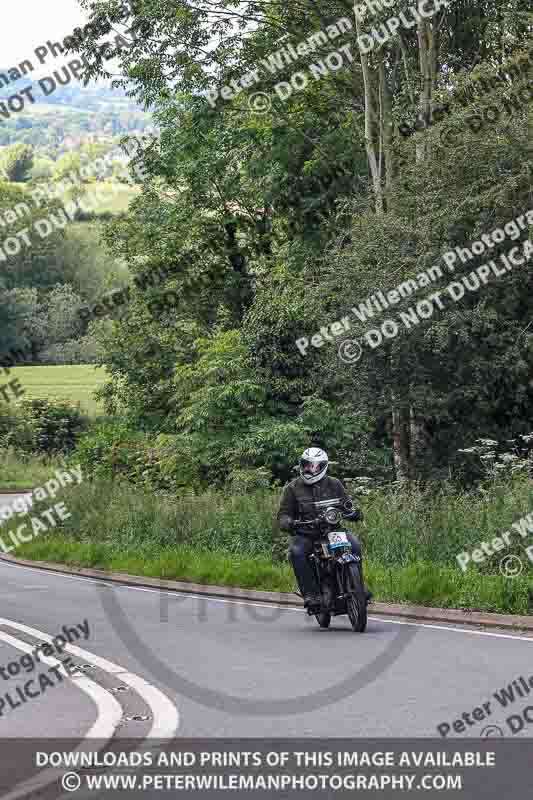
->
324;507;342;525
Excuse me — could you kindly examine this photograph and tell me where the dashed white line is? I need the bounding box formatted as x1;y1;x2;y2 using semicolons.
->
0;613;180;799
0;624;123;800
0;627;122;738
0;617;180;738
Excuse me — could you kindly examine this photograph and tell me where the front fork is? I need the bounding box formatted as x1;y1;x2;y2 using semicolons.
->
310;551;362;608
335;554;361;600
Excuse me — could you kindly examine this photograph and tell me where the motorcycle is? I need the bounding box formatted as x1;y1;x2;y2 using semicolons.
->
293;498;367;632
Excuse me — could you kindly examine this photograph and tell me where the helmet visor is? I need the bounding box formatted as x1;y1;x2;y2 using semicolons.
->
300;459;327;476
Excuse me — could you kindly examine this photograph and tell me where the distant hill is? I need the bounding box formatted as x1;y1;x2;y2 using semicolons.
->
0;65;139;109
0;69;152;156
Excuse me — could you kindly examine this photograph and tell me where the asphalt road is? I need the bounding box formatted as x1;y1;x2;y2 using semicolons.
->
0;504;532;743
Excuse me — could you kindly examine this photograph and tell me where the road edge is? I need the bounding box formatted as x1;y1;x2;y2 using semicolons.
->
1;551;532;632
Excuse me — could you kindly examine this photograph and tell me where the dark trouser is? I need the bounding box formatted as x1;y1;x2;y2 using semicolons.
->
290;533;362;596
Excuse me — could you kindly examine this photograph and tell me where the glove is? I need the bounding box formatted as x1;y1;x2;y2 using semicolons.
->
280;515;296;532
346;508;364;522
291;521;316;536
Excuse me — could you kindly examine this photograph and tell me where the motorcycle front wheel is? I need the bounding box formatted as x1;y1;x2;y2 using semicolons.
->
315;611;331;628
344;562;367;633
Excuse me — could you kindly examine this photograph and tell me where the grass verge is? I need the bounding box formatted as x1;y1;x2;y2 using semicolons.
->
16;535;295;593
0;451;61;490
14;534;533;616
3;476;532;616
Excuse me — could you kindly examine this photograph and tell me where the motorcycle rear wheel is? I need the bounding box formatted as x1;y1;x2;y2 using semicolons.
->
344;563;367;633
315;611;331;628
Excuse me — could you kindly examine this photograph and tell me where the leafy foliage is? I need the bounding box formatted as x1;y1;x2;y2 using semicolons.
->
0;398;87;455
24;0;533;491
0;144;34;182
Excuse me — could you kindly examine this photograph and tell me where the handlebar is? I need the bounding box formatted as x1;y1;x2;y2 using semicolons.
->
293;513;352;528
293;518;334;529
293;506;362;531
292;520;321;537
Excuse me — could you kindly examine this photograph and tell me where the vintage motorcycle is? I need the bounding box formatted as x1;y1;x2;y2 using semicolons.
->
293;498;367;632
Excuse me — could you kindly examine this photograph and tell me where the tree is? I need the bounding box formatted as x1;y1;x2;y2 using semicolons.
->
52;153;88;204
30;157;54;180
0;144;34;182
37;284;85;345
325;89;533;479
73;0;533;486
0;285;40;364
0;182;68;293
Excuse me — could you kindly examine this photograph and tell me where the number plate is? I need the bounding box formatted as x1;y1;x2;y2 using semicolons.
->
327;531;349;548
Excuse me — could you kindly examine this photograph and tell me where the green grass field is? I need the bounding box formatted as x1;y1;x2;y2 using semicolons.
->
10;365;106;415
18;178;140;215
91;181;141;214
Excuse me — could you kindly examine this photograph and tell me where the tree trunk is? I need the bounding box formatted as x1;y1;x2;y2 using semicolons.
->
392;406;411;484
354;15;384;215
411;15;439;470
352;8;442;482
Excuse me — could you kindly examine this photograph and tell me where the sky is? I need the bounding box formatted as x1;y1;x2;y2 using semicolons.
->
1;1;90;68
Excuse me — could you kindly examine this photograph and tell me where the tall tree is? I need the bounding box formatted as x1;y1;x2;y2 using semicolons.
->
72;0;533;484
0;144;34;183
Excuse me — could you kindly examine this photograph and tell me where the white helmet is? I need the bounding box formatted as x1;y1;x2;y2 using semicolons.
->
299;447;329;484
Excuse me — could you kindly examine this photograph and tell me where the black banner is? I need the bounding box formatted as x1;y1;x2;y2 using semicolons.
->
0;738;530;799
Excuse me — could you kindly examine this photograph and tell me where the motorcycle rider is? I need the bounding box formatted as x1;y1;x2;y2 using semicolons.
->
277;447;370;610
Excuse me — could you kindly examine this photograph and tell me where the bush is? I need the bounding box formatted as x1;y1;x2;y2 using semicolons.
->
73;420;145;479
72;423;193;491
227;468;273;492
73;424;224;492
0;398;88;455
26;478;286;561
0;405;21;442
38;334;102;365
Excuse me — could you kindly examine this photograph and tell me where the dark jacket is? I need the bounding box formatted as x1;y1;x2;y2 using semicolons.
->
277;475;361;534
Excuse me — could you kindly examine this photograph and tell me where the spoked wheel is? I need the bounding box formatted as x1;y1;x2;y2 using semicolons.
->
344;563;367;633
315;611;331;629
315;579;333;628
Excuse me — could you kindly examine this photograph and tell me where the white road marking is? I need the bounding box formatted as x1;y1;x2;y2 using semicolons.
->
365;616;533;641
2;558;533;642
95;582;533;642
0;627;122;738
20;585;48;590
0;616;180;738
0;626;122;800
